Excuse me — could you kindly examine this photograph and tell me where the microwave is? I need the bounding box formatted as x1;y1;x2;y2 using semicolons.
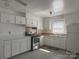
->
25;27;37;36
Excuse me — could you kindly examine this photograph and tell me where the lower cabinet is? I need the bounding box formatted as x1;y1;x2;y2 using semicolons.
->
4;37;31;59
4;40;11;59
12;39;20;56
44;36;66;49
27;37;31;51
20;39;28;53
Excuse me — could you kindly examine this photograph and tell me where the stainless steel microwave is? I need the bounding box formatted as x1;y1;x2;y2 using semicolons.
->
25;27;37;36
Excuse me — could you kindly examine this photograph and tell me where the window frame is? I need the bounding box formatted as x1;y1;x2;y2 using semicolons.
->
49;19;67;34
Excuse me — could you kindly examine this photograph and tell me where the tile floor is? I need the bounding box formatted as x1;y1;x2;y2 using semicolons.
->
9;48;75;59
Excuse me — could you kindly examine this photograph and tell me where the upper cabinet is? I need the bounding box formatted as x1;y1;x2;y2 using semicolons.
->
20;17;26;24
1;13;9;23
8;14;16;24
26;14;43;28
1;13;16;24
16;16;21;24
37;19;43;29
0;13;26;25
26;17;38;27
26;18;43;29
16;16;26;25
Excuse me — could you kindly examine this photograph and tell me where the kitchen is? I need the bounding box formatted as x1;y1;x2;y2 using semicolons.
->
0;0;79;59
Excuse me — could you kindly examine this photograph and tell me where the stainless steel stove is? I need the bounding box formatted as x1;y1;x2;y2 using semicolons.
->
31;36;40;51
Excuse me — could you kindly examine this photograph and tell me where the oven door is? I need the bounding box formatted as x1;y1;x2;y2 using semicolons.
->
31;37;40;50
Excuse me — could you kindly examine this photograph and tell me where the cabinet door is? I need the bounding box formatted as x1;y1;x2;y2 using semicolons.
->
40;36;44;46
16;16;26;25
27;37;31;51
15;16;21;24
26;19;33;26
1;13;9;23
20;39;27;53
20;17;26;24
38;19;43;29
33;19;38;27
12;39;20;56
8;15;15;24
4;40;11;58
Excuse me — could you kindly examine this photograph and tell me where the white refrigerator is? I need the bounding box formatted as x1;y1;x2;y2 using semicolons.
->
67;23;79;53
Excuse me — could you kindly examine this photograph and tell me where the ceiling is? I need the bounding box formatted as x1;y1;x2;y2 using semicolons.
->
0;0;79;17
25;0;79;17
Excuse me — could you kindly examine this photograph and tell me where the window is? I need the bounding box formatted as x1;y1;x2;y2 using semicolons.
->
51;21;66;34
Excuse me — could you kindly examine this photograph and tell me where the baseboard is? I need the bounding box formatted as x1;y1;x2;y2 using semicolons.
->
42;45;72;53
8;50;31;59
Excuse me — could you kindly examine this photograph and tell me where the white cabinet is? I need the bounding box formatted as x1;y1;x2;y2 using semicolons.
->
11;37;31;56
26;16;38;27
3;36;31;58
26;19;33;27
40;36;44;46
26;14;33;26
4;40;11;58
37;19;43;29
67;23;79;53
20;17;26;24
16;16;21;24
12;39;20;56
0;13;26;25
1;13;15;24
8;15;15;24
27;37;31;51
1;13;9;23
16;16;26;25
67;23;79;33
32;19;38;27
44;36;66;49
20;39;27;53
